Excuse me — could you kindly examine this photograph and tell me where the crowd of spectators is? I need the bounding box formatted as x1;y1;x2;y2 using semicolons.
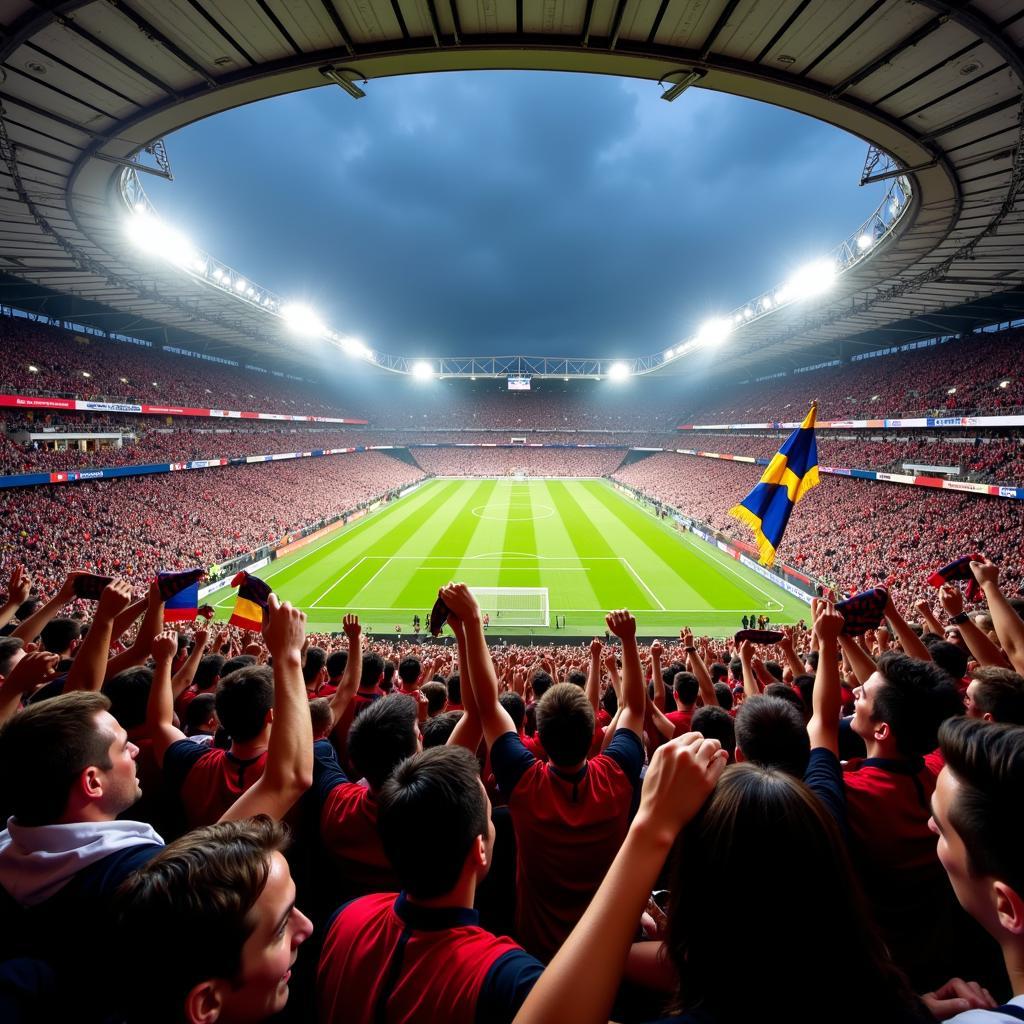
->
0;451;423;593
687;434;1024;483
613;452;1024;598
1;562;1023;1023
411;447;626;477
0;318;363;418
676;327;1024;424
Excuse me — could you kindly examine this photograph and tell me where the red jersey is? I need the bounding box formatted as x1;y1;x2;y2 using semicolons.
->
491;729;643;962
164;740;267;829
318;892;537;1024
664;709;694;737
314;740;398;897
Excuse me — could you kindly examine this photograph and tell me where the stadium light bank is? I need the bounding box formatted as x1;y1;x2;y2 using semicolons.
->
120;159;906;379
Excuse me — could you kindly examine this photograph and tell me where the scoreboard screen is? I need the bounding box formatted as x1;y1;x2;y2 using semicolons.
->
507;376;531;391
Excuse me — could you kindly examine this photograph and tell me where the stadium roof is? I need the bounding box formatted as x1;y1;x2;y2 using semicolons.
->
0;0;1021;378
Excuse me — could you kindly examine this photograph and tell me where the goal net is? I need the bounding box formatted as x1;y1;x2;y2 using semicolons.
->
471;587;550;627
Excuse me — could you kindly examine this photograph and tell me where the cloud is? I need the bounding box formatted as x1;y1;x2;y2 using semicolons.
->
147;71;885;359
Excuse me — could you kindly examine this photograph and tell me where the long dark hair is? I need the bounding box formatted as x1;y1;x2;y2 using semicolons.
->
663;764;925;1023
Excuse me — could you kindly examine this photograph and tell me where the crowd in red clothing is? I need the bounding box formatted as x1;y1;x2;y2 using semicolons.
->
0;451;423;592
613;452;1024;598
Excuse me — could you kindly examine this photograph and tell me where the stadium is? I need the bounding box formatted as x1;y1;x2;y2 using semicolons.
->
0;1;1023;1022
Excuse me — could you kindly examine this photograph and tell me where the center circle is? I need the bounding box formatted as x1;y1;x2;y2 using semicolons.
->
471;502;555;522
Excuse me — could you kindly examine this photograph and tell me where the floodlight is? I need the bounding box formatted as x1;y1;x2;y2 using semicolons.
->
212;268;225;281
124;209;200;270
664;348;675;359
785;259;836;300
695;317;732;348
743;307;753;319
340;336;371;359
321;65;367;99
412;361;434;379
234;277;248;293
282;303;327;337
857;233;873;251
607;362;630;381
761;295;773;310
659;69;706;102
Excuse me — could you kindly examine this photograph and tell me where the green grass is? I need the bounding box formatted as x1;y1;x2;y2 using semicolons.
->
205;478;810;636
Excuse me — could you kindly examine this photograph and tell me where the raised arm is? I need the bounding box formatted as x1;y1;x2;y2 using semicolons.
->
12;571;81;643
0;566;32;631
439;583;515;748
447;615;483;752
147;629;187;766
777;628;805;681
649;639;666;712
328;614;363;739
65;580;134;693
110;594;147;647
220;595;314;823
0;651;59;726
103;580;164;679
971;558;1024;675
914;598;945;638
169;627;210;698
682;629;719;708
838;633;877;685
738;639;761;699
807;599;844;755
938;583;1009;669
512;734;727;1024
884;591;932;663
585;637;602;716
605;610;644;737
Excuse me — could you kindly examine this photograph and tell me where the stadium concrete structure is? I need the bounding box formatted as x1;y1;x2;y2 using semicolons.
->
0;0;1021;378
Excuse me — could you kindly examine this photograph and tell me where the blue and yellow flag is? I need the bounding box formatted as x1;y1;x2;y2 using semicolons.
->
729;403;820;566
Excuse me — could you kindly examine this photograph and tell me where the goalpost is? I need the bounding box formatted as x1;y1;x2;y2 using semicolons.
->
471;587;550;627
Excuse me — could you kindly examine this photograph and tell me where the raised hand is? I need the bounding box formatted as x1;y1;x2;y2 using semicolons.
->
150;629;178;663
939;583;964;617
605;609;636;641
590;637;602;658
811;597;844;646
650;639;663;660
969;556;998;590
4;650;59;692
439;582;480;623
97;579;134;621
342;613;361;640
262;593;307;661
634;733;728;846
7;565;31;606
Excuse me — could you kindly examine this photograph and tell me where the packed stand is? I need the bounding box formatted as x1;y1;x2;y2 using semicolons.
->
0;451;423;593
686;434;1024;483
675;327;1024;424
1;549;1023;1023
0;317;365;418
411;446;626;477
613;451;1024;598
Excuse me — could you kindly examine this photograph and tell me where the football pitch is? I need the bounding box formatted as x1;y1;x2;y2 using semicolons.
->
207;478;810;636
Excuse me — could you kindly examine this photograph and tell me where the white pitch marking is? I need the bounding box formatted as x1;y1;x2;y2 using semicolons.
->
618;557;667;611
310;557;368;608
347;557;394;603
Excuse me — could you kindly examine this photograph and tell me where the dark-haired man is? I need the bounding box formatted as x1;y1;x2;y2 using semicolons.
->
317;746;543;1024
844;650;970;987
440;583;643;962
930;717;1024;1021
113;816;313;1024
964;667;1024;726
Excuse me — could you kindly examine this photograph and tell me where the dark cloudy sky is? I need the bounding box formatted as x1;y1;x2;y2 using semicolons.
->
148;71;885;359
